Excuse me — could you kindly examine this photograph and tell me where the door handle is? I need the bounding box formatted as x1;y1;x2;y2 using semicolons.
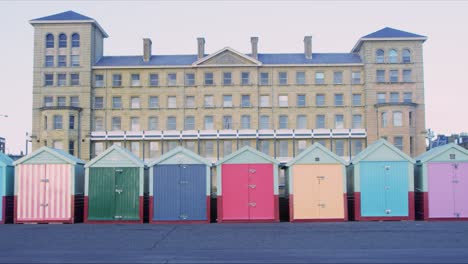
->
40;203;49;207
249;202;257;207
452;180;459;184
385;209;391;214
115;189;123;194
317;203;326;208
40;179;49;183
248;184;256;189
249;169;256;173
179;181;189;184
317;176;325;180
384;186;390;190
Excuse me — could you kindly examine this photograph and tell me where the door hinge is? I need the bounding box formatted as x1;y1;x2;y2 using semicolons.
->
40;179;49;183
249;202;257;207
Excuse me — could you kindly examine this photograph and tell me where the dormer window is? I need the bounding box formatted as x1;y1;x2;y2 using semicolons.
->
402;49;411;63
46;34;54;48
389;49;398;63
59;33;67;48
71;33;80;48
376;49;384;63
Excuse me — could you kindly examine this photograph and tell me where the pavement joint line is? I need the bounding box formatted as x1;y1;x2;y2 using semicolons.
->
149;226;178;250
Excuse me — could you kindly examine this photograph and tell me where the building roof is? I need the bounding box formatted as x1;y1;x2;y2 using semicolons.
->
416;143;468;163
94;52;362;67
351;139;415;164
0;152;14;166
362;27;426;39
13;147;85;166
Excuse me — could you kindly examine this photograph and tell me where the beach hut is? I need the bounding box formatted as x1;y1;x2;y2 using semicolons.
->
415;143;468;220
13;147;85;224
349;139;415;221
216;146;280;223
286;143;348;222
84;145;146;223
0;152;14;224
148;147;211;224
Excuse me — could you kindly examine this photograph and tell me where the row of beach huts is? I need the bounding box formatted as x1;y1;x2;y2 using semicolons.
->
0;139;467;224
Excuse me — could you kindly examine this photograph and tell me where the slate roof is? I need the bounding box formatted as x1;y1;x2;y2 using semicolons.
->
94;53;362;67
362;27;426;39
31;10;94;22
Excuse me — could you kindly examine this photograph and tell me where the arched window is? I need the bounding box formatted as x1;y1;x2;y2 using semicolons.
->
72;33;80;48
402;49;411;63
389;49;398;63
376;49;384;63
59;33;67;48
46;34;54;48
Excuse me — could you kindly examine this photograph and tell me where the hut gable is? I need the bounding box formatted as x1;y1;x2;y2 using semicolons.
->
85;145;144;168
216;146;279;165
148;147;211;166
351;139;415;164
13;147;84;165
416;143;468;163
287;143;347;166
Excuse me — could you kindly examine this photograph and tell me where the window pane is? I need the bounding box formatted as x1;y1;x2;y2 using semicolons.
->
112;74;122;87
204;72;214;85
260;115;270;129
279;115;288;129
148;117;159;130
352;72;361;84
57;97;66;106
223;141;233;156
390;70;399;82
70;96;79;107
53;115;63;129
352;94;361;106
167;96;177;108
204;141;215;158
185;96;195;108
130;117;140;131
278;72;288;85
335;114;344;128
377;70;385;83
352;114;362;129
94;117;104;131
296;72;306;85
71;55;80;67
394;136;403;151
112;117;121;130
168;73;177;86
223;72;232;85
353;140;363;155
223;95;232;107
335;140;344;156
185;73;195;86
393;112;403;127
95;74;104;87
278;95;288;107
222;115;232;129
204;95;214;107
150;73;159;86
316;94;325;106
241;72;250;85
149;142;160;159
377;93;386;103
241;95;251;107
315;72;325;84
149;96;159;108
403;92;412;103
297;95;306;107
376;49;384;63
334;94;344;106
131;142;139;157
59;34;67;48
131;74;140;86
260;95;270;107
46;34;54;48
316;115;325;128
45;56;54;67
204;116;213;129
259;140;270;155
58;55;66;67
390;92;399;103
297;115;307;129
131;97;140;109
167;116;177;130
278;140;288;157
71;73;79;86
381;112;388;128
296;140;307;154
112;97;122;109
44;96;53;107
260;72;269;85
403;69;412;82
57;74;66;86
389;49;398;63
402;49;411;63
333;72;343;84
241;115;251;129
184;116;195;130
72;33;80;47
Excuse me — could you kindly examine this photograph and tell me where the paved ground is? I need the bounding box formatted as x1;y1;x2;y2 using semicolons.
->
1;222;468;263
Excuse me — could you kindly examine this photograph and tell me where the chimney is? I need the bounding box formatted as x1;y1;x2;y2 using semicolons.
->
304;36;312;60
251;36;258;59
143;38;152;62
197;37;205;59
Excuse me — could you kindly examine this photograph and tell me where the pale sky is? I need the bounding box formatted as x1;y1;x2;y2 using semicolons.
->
0;0;467;154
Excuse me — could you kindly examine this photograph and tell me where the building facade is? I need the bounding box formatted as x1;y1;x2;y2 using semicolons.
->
30;11;427;162
0;137;5;153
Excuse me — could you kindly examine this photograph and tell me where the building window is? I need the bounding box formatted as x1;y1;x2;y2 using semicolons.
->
278;95;288;107
259;140;269;155
70;96;79;107
204;72;214;85
241;72;250;85
204;116;214;130
223;72;232;85
297;115;307;129
296;140;307;155
95;74;104;87
241;115;251;129
130;97;140;109
223;141;233;156
53;141;64;150
390;92;399;103
376;70;385;83
394;136;403;151
130;117;140;131
381;112;388;128
334;94;344;106
278;140;289;157
389;49;398;63
57;96;66;106
45;55;54;67
241;95;251;107
316;94;325;106
393;111;403;127
260;95;270;107
352;94;362;106
296;72;306;85
184;116;195;130
167;116;177;130
223;95;232;108
278;72;288;85
112;96;122;109
130;142;140;157
222;115;232;129
111;74;121;87
53;115;63;129
148;73;159;86
69;115;75;129
335;114;344;129
352;72;361;84
204;95;214;108
185;96;195;108
45;74;54;86
71;33;80;48
148;117;159;130
44;115;48;130
335;140;345;156
409;112;414;127
403;69;412;82
182;141;194;152
402;49;411;63
352;114;362;129
389;70;399;83
112;116;121;130
353;140;363;155
44;96;53;107
316;115;325;129
403;92;412;103
46;34;54;48
94;142;104;157
240;140;251;148
167;73;177;86
94;117;103;131
315;72;325;84
149;142;160;159
71;55;80;67
297;94;306;107
204;141;214;158
260;115;270;129
279;115;288;129
94;96;104;109
58;55;66;67
131;74;140;86
70;73;79;86
376;49;384;63
57;74;66;86
185;73;195;86
59;33;67;48
333;71;343;84
149;96;159;108
377;93;386;103
260;72;269;85
167;96;177;108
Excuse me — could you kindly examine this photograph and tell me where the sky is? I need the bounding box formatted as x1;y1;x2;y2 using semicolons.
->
0;0;467;154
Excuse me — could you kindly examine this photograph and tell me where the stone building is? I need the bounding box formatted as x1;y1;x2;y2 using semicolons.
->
29;11;427;162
